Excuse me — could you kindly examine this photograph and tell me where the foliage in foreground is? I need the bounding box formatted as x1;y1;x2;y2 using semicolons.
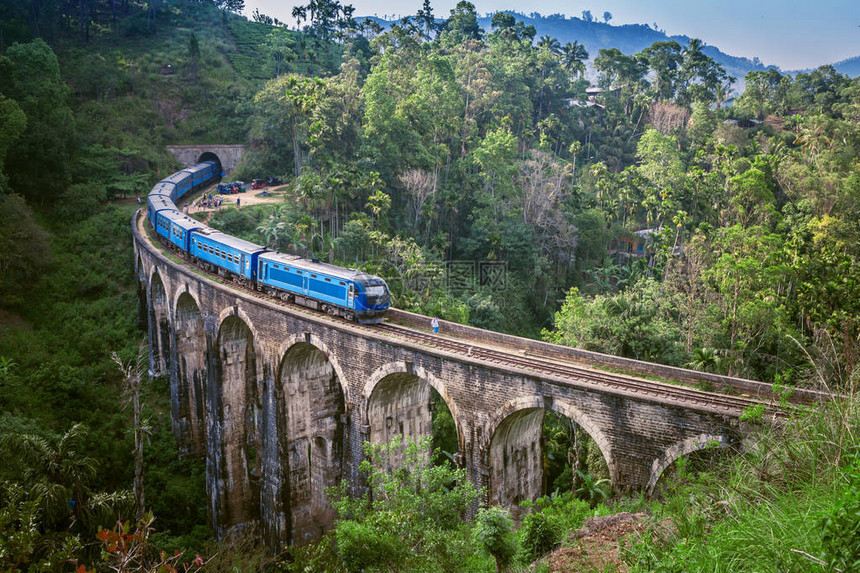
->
621;393;860;572
328;435;489;572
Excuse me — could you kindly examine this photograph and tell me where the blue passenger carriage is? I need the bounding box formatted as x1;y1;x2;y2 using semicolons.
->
161;211;203;252
185;162;218;191
189;228;267;286
147;195;176;234
161;171;193;201
149;182;175;200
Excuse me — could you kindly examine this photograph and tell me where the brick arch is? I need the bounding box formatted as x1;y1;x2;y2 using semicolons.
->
363;362;463;462
216;304;262;348
486;406;544;514
136;253;148;283
148;268;171;376
549;401;616;485
363;361;463;447
148;265;174;302
274;341;346;546
646;433;731;495
172;290;207;455
485;397;615;514
210;313;261;533
486;396;545;452
275;333;350;404
171;283;202;320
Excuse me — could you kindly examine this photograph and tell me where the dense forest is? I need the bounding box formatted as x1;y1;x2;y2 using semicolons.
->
0;0;858;570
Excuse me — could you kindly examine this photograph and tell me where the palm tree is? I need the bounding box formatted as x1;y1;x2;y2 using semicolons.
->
257;216;287;249
537;34;562;55
0;424;102;527
561;41;589;78
575;470;611;506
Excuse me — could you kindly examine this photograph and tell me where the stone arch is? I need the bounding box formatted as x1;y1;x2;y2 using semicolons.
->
274;333;350;405
487;406;544;517
172;290;207;455
198;151;222;175
209;314;262;533
274;341;345;547
646;433;731;495
216;304;261;346
550;401;616;485
148;269;170;376
364;362;463;456
485;397;615;516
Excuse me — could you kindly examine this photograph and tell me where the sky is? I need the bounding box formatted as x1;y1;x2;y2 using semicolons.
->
242;0;859;70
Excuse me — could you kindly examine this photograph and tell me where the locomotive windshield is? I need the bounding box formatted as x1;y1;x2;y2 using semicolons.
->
359;278;389;306
366;285;386;297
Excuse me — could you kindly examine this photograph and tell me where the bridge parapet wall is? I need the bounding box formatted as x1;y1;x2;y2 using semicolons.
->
386;308;823;404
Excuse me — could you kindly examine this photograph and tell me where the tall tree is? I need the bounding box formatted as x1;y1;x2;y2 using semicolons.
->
561;40;589;79
0;38;75;205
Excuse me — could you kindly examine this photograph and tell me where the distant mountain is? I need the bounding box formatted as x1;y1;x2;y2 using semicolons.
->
829;55;860;78
360;11;859;88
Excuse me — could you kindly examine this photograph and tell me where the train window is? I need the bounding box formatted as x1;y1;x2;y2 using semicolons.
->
366;285;386;297
297;270;303;274
273;264;278;269
311;274;316;278
325;278;331;282
339;282;346;286
221;251;226;259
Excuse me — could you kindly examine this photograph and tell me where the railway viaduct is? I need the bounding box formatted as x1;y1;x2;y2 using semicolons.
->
132;212;791;548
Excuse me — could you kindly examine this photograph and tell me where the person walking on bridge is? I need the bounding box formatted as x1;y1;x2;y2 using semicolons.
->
432;316;439;334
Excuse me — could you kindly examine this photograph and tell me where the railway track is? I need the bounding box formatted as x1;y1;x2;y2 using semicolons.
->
142;215;773;416
370;323;767;415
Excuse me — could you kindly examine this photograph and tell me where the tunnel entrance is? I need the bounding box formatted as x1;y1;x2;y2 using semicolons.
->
198;151;223;176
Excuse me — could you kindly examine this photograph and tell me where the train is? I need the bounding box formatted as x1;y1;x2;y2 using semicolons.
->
145;161;390;323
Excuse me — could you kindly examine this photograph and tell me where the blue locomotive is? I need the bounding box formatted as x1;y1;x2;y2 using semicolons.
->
145;161;390;323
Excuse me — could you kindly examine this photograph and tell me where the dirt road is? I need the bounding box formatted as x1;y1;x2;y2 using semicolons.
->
184;184;289;220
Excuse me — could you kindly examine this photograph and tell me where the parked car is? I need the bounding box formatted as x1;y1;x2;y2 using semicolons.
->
252;178;266;189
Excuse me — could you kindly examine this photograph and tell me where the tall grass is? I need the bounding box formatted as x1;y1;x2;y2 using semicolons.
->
622;387;859;572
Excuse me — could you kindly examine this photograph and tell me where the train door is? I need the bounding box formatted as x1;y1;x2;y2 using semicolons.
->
302;274;309;295
347;283;355;308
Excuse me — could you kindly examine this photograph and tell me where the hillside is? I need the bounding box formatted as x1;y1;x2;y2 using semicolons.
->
363;11;860;85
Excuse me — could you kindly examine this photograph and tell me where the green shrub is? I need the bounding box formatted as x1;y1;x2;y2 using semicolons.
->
821;456;860;572
518;509;563;564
